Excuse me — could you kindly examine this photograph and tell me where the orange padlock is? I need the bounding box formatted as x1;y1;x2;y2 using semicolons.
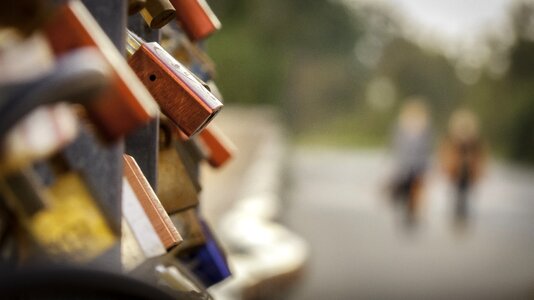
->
123;154;182;250
43;1;158;140
169;0;221;41
127;31;223;137
197;124;235;168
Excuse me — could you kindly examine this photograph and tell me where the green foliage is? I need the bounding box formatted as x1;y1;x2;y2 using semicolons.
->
465;1;534;164
207;25;286;105
207;0;364;107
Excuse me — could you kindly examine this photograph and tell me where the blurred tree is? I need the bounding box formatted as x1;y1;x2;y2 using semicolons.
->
466;0;534;163
207;0;365;132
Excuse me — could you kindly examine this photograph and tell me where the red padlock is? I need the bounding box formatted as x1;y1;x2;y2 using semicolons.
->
197;124;235;168
43;1;159;140
170;0;221;41
127;31;223;137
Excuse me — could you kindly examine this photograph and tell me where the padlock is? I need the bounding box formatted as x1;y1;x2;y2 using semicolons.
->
168;208;206;251
0;158;117;263
140;0;176;29
157;117;203;191
123;154;182;250
169;0;221;41
121;174;166;271
126;30;223;137
0;103;76;262
176;138;204;190
128;0;147;15
42;0;159;140
169;127;205;189
157;119;200;214
34;156;117;263
0;103;117;263
177;218;231;287
196;124;236;168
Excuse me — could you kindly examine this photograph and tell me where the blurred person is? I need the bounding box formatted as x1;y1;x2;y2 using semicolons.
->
439;109;486;226
389;98;433;227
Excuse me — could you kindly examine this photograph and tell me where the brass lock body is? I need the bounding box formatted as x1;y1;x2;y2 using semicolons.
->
0;161;117;263
140;0;176;29
157;141;199;214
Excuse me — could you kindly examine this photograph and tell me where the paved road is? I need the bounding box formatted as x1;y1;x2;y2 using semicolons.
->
283;148;534;300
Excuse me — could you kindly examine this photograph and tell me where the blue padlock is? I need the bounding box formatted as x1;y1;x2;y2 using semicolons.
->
178;216;231;287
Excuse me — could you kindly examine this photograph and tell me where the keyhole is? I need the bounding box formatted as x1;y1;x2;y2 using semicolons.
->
149;74;157;81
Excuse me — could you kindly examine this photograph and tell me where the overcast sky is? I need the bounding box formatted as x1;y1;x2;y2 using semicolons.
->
346;0;513;44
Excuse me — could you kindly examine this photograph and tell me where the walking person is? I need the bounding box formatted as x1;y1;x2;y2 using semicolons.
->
439;109;486;227
389;98;433;227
